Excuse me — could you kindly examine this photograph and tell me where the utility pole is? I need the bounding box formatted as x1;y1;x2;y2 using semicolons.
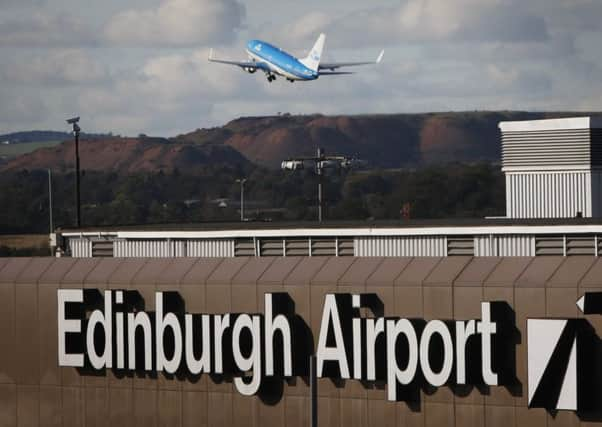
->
281;148;362;224
67;117;81;228
316;148;323;223
75;127;81;228
48;169;53;232
236;178;247;221
309;354;318;427
48;169;54;256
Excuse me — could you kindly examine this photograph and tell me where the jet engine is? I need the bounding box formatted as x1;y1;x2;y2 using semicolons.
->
244;67;256;74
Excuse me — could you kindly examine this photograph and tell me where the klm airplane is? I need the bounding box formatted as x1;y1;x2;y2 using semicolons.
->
209;34;384;83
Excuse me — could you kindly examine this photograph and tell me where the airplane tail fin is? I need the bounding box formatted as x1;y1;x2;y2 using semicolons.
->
299;33;325;72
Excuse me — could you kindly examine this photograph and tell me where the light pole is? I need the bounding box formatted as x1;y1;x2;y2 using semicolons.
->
48;169;53;232
48;169;54;255
316;148;324;223
236;178;247;221
281;148;361;223
309;354;317;427
67;117;81;228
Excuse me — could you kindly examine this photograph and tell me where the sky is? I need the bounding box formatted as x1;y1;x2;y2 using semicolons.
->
1;0;601;136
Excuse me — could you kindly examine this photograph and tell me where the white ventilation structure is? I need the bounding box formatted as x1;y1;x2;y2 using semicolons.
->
500;117;602;218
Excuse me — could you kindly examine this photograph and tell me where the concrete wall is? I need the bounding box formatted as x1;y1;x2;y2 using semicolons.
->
2;256;602;426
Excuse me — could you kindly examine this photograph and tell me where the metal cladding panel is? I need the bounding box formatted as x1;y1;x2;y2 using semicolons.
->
187;239;234;257
506;171;592;218
354;236;446;257
68;238;92;258
0;258;33;283
497;235;535;256
501;129;594;169
475;235;494;256
113;240;218;258
14;258;54;284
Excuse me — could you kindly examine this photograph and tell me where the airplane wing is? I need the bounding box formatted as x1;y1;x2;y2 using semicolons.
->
319;50;384;71
208;49;270;72
318;71;355;76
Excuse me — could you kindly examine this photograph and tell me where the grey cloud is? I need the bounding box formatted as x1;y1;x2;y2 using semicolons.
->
453;9;548;43
0;87;50;133
536;0;602;33
267;1;551;50
103;0;245;47
0;11;97;47
0;0;44;8
0;50;110;86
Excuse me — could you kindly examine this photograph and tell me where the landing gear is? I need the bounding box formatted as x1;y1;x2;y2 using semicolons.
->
287;78;295;83
267;74;276;82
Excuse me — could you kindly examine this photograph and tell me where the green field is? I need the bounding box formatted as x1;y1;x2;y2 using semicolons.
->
0;140;63;158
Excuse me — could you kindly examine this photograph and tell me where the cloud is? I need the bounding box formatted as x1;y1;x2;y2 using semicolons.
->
486;64;552;95
337;0;549;47
396;0;548;43
0;0;43;8
104;0;245;47
66;48;258;135
0;10;96;47
261;0;549;50
0;50;109;86
0;0;246;49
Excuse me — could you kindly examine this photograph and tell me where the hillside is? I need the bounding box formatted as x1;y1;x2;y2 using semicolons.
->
176;111;600;168
1;136;250;174
0;130;108;144
3;111;600;173
0;130;71;144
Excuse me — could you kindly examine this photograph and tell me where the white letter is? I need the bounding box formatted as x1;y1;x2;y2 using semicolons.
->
477;302;498;385
155;292;183;374
214;314;230;374
386;318;419;401
86;291;113;369
264;294;292;376
455;320;475;384
127;311;153;371
232;314;262;396
185;314;211;375
57;289;84;367
353;317;362;380
316;295;350;378
420;320;454;387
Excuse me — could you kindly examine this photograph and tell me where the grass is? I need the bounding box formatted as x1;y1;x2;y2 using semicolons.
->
0;234;49;249
0;234;50;257
0;140;63;159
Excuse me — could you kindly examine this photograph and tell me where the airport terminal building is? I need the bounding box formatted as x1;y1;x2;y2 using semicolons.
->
3;117;602;427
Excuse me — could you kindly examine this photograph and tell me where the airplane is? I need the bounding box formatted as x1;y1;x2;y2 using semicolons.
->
208;33;384;83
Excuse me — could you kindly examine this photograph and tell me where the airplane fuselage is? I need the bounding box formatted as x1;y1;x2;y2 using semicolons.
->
246;40;318;81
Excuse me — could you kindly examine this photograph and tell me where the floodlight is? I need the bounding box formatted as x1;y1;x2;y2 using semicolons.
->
66;116;82;227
